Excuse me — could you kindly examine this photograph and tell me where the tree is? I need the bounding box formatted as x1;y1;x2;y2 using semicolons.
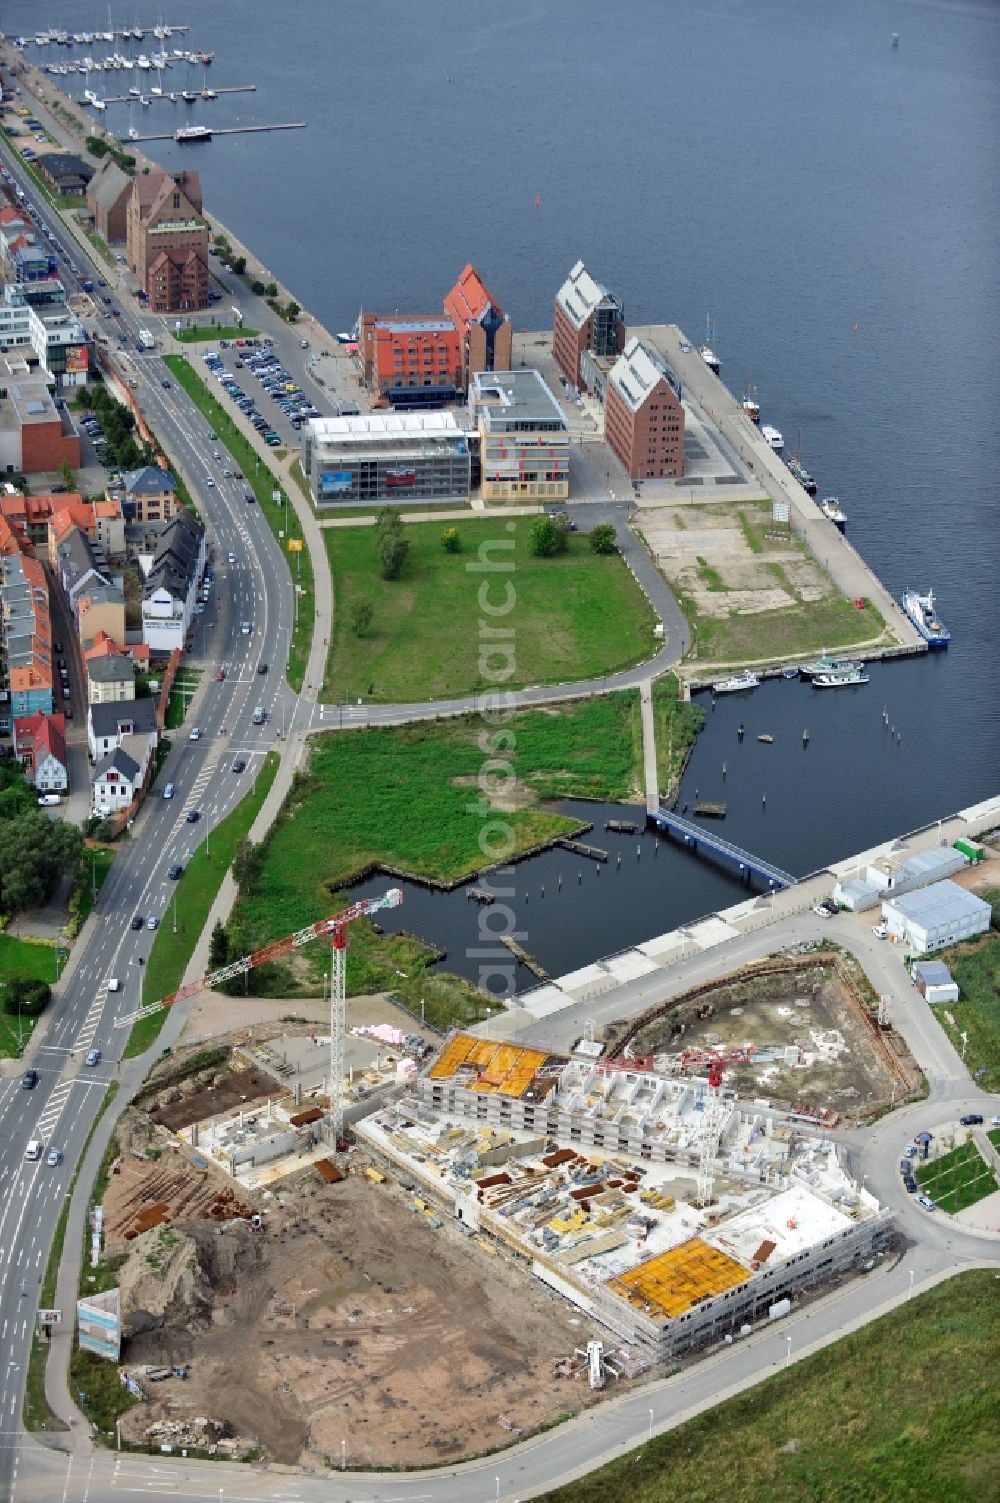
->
250;279;266;297
590;523;619;554
58;460;75;490
264;281;278;298
231;255;247;276
208;921;229;970
0;815;82;916
375;507;409;580
231;838;264;893
284;300;301;321
441;526;461;554
529;514;568;557
351;601;374;637
2;977;51;1018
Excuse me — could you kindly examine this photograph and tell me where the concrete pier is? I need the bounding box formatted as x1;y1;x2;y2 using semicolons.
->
632;323;926;656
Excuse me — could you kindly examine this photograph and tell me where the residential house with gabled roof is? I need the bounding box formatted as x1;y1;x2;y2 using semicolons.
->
140;507;205;652
86;650;135;705
605;336;685;481
88;695;158;763
13;709;67;792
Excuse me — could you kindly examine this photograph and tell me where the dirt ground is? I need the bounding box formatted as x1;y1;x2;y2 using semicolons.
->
116;1171;600;1467
638;497;832;619
629;962;900;1110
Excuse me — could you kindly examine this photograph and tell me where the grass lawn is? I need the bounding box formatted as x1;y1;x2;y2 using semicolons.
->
68;846;115;934
125;752;279;1058
537;1269;1000;1503
163;354;314;691
0;934;57;1058
931;902;1000;1090
165;666;200;732
173;325;259;344
917;1139;997;1213
322;519;657;703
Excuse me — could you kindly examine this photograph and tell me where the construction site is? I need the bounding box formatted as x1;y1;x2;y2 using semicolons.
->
355;1027;897;1364
90;898;902;1460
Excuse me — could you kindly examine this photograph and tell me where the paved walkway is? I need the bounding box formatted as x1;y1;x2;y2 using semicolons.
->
639;678;658;811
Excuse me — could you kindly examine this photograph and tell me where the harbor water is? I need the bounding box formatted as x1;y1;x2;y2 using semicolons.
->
8;0;998;980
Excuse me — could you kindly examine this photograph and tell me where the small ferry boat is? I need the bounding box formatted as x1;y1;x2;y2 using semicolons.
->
700;345;720;374
901;588;950;648
175;123;211;143
761;424;784;452
713;670;760;695
820;495;847;530
813;670;870;688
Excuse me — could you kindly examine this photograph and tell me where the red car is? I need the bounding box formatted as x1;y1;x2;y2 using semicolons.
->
213;668;226;682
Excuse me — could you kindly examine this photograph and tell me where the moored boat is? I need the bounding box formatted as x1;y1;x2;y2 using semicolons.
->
175;123;211;143
799;653;862;679
713;670;760;695
812;670;870;688
820;495;847;530
761;424;784;452
901;588;950;647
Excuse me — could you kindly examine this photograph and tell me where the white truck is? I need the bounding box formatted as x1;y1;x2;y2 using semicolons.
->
138;327;155;350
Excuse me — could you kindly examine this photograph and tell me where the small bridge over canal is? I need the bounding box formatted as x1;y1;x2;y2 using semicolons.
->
647;806;796;889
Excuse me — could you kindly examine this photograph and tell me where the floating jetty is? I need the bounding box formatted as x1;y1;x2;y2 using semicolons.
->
605;819;638;834
466;887;495;905
557;839;608;863
102;85;256;103
499;935;549;980
693;802;727;818
124;121;305;142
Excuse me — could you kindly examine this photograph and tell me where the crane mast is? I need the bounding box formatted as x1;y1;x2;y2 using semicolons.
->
113;889;404;1153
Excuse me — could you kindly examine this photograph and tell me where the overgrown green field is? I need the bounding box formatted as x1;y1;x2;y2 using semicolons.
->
0;934;57;1057
677;588;886;665
917;1138;996;1213
164;666;200;731
222;689;702;1025
322;519;657;703
933;895;1000;1089
162;355;314;691
538;1270;1000;1503
127;753;279;1057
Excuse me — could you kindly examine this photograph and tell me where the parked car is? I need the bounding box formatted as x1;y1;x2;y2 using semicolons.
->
915;1195;936;1211
959;1114;984;1126
903;1176;918;1193
872;923;888;939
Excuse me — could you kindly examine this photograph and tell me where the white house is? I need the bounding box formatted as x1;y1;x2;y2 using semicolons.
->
90;732;155;817
88;697;158;764
910;960;960;1005
139;509;205;654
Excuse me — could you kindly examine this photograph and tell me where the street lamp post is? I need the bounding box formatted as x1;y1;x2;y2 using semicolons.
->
785;1335;792;1368
495;1476;500;1501
648;1407;654;1440
172;890;178;935
908;1269;915;1300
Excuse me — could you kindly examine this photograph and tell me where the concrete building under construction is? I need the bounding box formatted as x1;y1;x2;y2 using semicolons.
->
355;1034;895;1364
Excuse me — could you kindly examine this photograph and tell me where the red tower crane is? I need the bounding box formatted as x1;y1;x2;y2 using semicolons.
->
115;889;404;1150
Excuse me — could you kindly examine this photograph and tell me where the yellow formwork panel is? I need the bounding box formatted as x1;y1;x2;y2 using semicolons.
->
428;1033;548;1098
608;1238;748;1321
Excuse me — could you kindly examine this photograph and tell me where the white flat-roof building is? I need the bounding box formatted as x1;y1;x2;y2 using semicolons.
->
303;411;471;506
882;880;990;953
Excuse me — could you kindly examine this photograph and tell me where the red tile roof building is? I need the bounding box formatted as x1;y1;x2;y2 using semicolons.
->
443;263;512;385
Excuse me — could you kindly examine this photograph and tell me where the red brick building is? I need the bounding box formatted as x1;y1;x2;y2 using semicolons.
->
553;260;626;390
443;263;512;386
126;169;208;313
360;313;464;409
605;337;685;481
0;373;80;475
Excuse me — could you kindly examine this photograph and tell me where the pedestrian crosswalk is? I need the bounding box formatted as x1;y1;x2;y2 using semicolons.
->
74;988;108;1053
34;1080;73;1144
176;760;217;824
